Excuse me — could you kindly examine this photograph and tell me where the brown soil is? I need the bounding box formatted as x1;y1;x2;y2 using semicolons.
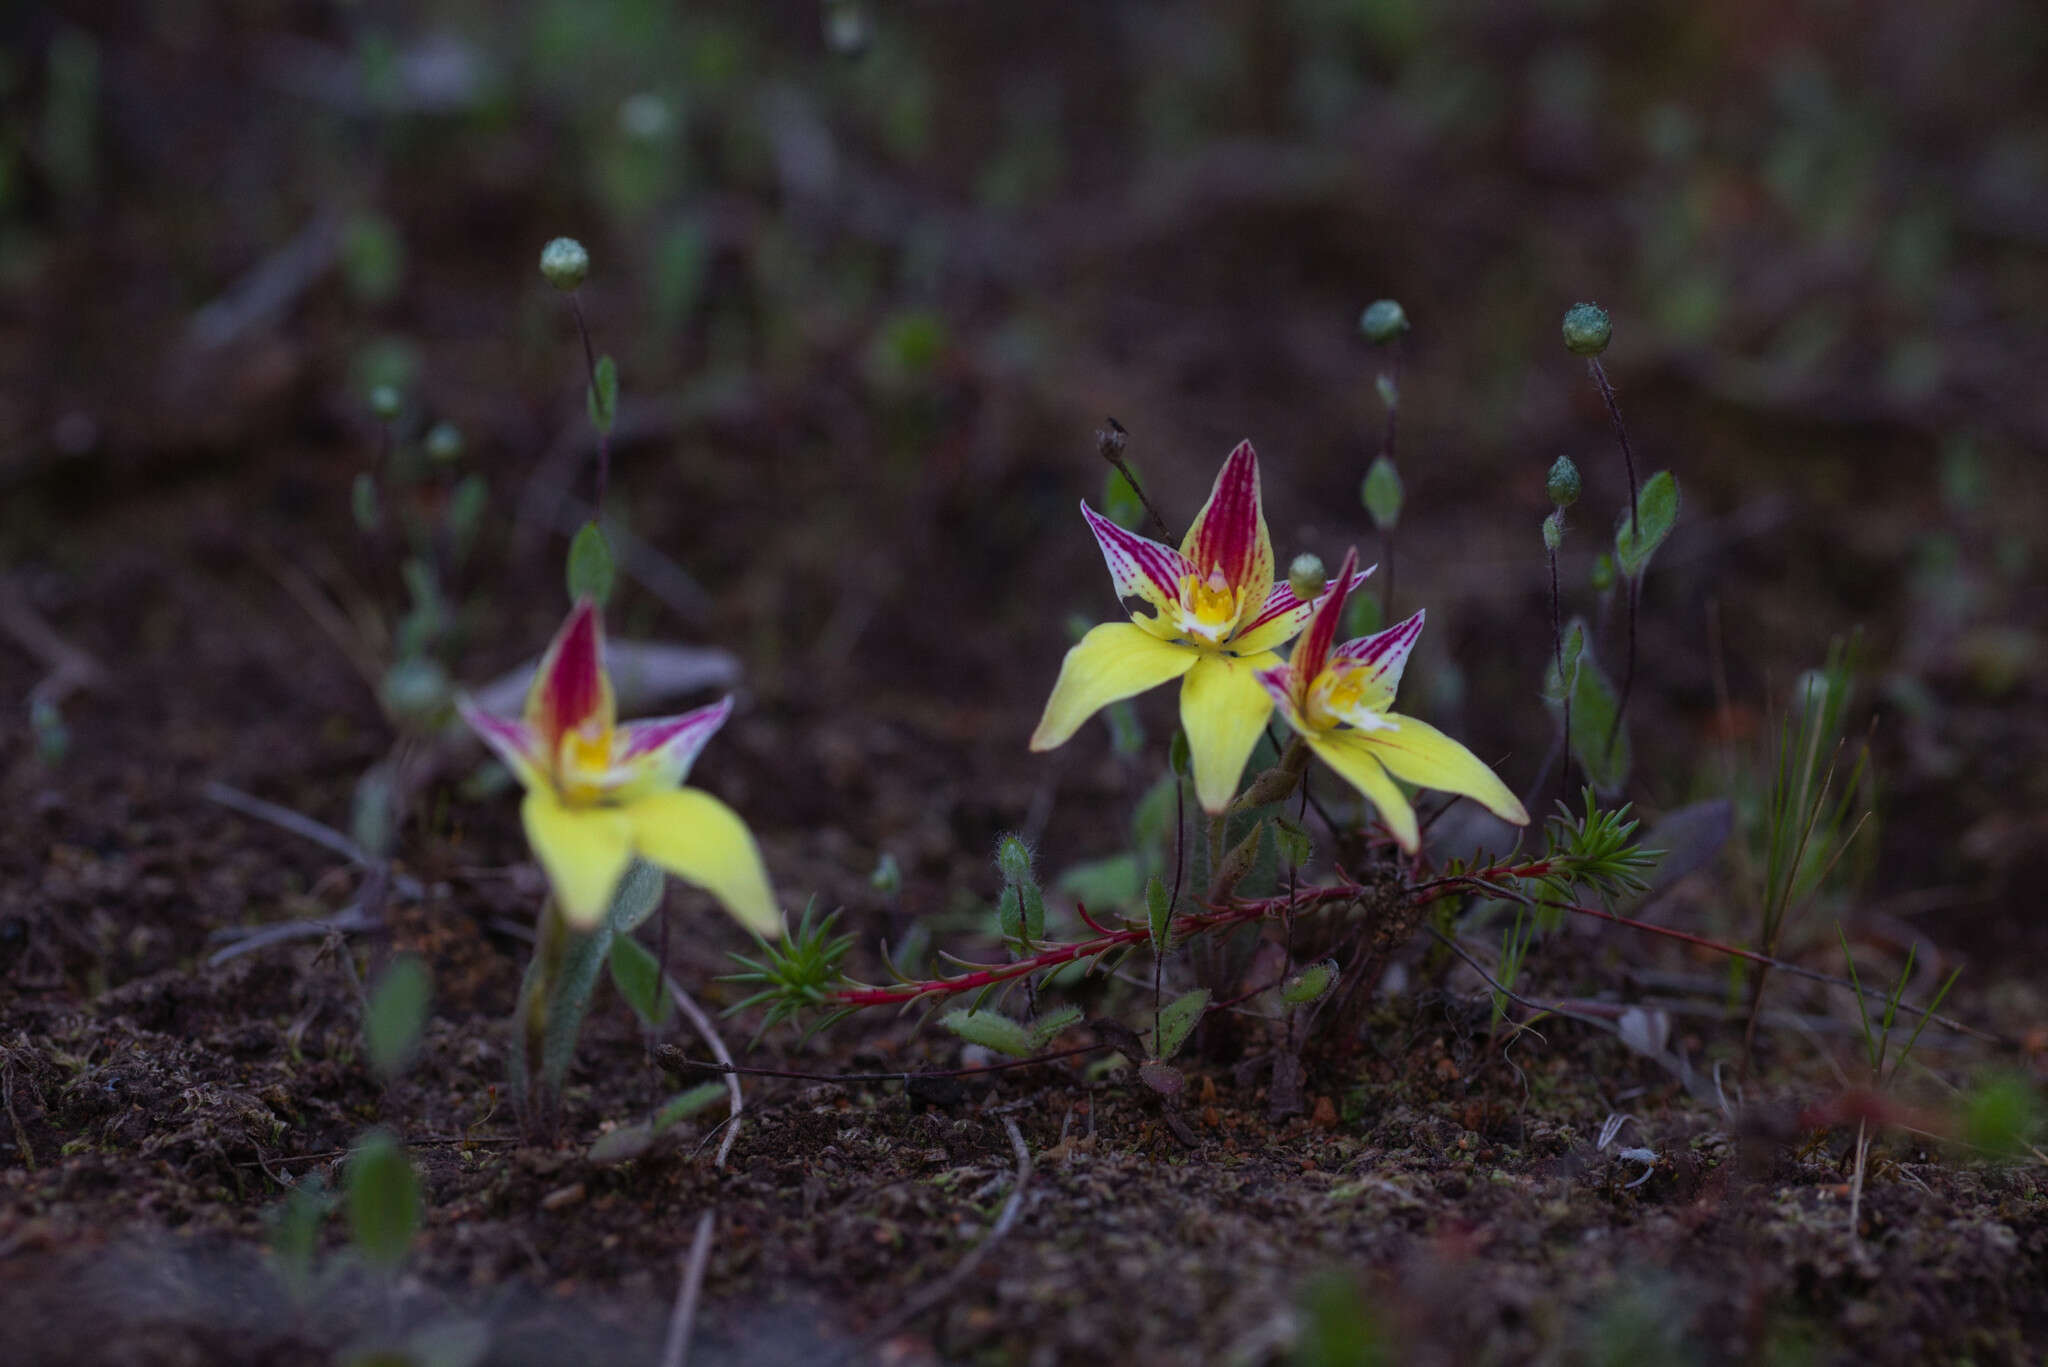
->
5;4;2048;1364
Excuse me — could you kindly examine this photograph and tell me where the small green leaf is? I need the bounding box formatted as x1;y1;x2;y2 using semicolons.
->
587;354;619;435
1281;960;1337;1006
995;885;1023;940
1029;1004;1083;1051
345;1130;420;1272
566;521;615;605
1544;618;1628;792
1146;874;1171;955
365;954;431;1083
1103;464;1146;531
265;1174;333;1303
608;935;672;1026
1361;456;1403;531
446;473;487;564
541;922;615;1094
1153;988;1209;1062
1963;1072;2041;1160
1274;816;1312;869
606;859;665;934
653;1082;729;1130
941;1009;1034;1058
1138;1061;1184;1096
1613;470;1679;578
1020;883;1046;941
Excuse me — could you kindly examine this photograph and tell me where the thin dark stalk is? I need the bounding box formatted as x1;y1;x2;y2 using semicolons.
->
1588;357;1639;535
1157;772;1184;1048
1588;357;1641;760
1097;420;1173;543
1607;576;1638;762
568;292;611;513
1379;349;1401;621
1549;542;1570;803
663;1041;1108;1084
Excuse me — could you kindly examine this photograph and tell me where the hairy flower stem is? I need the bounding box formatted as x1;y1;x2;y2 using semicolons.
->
1588;357;1641;759
568;292;611;513
513;898;570;1120
1379;350;1401;622
1096;421;1174;543
1549;543;1570;802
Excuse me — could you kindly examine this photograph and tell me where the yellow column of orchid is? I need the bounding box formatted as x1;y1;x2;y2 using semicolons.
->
1256;547;1530;851
1029;440;1372;813
458;599;781;936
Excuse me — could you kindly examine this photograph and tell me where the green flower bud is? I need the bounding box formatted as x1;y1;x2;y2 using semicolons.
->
1287;552;1327;602
1375;371;1399;412
381;656;450;728
870;851;902;895
1562;302;1612;357
539;237;590;292
995;834;1034;886
1542;510;1565;553
369;384;402;422
424;421;463;464
1546;455;1582;508
1359;299;1409;345
1361;456;1404;531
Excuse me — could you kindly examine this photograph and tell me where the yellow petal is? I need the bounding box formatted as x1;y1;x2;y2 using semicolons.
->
1359;713;1530;826
1305;730;1419;852
628;787;782;938
1030;622;1198;752
521;787;635;929
1179;650;1278;812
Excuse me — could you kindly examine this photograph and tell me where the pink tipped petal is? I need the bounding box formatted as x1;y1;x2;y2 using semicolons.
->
457;697;546;788
1180;440;1274;616
1329;609;1425;715
1080;501;1190;619
1230;565;1374;655
613;697;734;790
524;599;615;750
1290;547;1361;695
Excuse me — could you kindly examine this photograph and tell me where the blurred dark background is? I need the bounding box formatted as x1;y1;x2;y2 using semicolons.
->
2;0;2044;942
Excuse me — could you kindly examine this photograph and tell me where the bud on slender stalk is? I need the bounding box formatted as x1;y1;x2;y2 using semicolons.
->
1287;552;1327;602
1562;302;1612;357
540;237;590;292
1546;455;1582;508
1359;298;1409;345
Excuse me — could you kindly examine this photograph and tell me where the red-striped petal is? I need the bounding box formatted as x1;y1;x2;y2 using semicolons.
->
1289;547;1361;693
457;696;546;786
1179;440;1272;607
1330;609;1425;712
1081;500;1189;618
523;598;614;752
1231;565;1374;654
614;696;733;787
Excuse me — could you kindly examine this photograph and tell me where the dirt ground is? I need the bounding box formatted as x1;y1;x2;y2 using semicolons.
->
4;4;2048;1364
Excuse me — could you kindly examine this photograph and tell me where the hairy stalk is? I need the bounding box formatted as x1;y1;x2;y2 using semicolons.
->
1379;349;1401;622
513;898;569;1124
1588;357;1640;758
568;292;611;512
1549;541;1570;802
1096;419;1173;543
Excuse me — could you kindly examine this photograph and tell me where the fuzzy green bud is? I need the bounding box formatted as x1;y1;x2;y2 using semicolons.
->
539;237;590;292
1359;299;1409;345
1287;552;1327;602
424;421;463;464
869;851;902;895
1562;302;1612;357
995;834;1033;886
1546;455;1582;508
1361;456;1404;531
369;384;402;422
1542;510;1565;554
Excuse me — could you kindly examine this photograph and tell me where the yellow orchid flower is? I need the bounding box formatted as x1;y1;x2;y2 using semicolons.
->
1257;547;1530;852
1030;440;1370;812
457;599;780;936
